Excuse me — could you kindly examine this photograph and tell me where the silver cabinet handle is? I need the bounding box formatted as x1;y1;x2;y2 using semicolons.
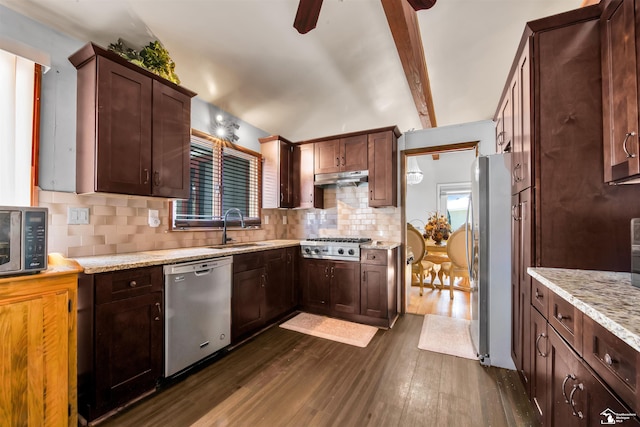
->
569;383;584;419
535;333;548;357
129;280;137;288
497;131;505;146
153;170;161;186
623;131;637;158
513;163;522;182
143;169;150;184
336;157;340;167
557;312;565;322
562;373;576;403
604;353;614;366
154;302;161;321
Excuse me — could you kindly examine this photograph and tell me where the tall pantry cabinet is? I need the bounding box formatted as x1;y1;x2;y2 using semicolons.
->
496;5;640;419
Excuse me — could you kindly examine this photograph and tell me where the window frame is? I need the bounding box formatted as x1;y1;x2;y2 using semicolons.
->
170;129;262;231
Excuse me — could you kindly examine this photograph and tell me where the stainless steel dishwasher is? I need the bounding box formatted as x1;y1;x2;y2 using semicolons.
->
163;256;232;377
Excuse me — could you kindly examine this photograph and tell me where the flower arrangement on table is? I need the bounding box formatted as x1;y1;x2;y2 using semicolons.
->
423;212;452;244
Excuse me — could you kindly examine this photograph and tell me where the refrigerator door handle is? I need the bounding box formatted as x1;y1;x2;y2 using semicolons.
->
466;193;474;278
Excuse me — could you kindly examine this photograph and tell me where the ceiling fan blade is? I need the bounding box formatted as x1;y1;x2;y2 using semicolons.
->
294;0;324;34
406;0;436;11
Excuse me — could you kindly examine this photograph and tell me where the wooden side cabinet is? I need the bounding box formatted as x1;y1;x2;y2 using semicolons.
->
77;265;164;422
0;256;81;427
70;42;195;198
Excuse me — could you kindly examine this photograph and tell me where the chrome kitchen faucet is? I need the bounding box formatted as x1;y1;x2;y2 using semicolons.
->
222;208;245;245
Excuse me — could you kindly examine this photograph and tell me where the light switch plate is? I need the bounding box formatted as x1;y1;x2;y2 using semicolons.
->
68;207;89;225
148;209;160;227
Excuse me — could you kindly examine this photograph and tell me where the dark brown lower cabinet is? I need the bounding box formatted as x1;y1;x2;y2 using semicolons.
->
300;258;359;316
547;327;639;426
330;262;360;315
78;266;164;422
232;248;297;343
530;306;548;422
300;248;398;328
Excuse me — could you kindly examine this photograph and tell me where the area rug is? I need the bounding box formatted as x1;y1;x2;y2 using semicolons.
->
417;314;476;360
279;313;378;348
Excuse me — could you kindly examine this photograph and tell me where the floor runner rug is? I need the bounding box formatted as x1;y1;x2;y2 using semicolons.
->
417;314;476;360
279;312;377;348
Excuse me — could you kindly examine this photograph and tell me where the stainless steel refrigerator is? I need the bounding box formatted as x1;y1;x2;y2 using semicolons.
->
468;153;514;370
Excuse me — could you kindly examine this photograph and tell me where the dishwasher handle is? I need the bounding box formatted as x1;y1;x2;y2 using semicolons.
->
194;268;213;276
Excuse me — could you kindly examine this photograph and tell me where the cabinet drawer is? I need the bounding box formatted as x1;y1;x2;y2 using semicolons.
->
233;252;265;273
548;291;583;355
95;266;163;304
531;279;548;318
360;249;387;265
583;315;640;415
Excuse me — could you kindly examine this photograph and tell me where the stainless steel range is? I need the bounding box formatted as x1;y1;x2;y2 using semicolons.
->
300;237;372;261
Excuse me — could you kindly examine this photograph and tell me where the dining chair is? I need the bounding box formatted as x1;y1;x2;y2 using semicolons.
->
406;223;431;296
440;226;471;300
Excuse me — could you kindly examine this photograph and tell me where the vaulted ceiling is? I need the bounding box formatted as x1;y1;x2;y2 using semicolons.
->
0;0;583;142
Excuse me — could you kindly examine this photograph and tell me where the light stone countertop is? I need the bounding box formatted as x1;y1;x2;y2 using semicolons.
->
528;267;640;353
74;240;302;274
361;241;401;250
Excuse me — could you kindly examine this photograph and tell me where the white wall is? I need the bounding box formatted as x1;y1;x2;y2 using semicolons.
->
406;150;476;228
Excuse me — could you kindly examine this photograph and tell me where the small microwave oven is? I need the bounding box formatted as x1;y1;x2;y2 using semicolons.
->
0;206;48;277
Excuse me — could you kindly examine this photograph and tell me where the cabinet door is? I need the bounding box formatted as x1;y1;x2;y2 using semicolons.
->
329;261;360;315
96;56;153;196
294;144;323;209
530;307;549;423
361;264;388;318
496;85;512;153
264;249;294;321
512;40;531;194
300;259;330;312
511;193;523;374
340;134;368;171
0;291;70;427
95;292;163;413
601;0;640;182
151;80;191;198
368;131;397;207
279;140;294;207
314;139;341;174
232;268;265;340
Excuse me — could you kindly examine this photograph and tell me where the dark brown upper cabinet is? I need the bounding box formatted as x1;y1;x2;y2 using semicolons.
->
260;135;294;208
314;134;368;174
69;43;196;198
368;128;399;207
601;0;640;183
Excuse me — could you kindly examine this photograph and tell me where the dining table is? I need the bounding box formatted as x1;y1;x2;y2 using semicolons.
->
423;239;450;287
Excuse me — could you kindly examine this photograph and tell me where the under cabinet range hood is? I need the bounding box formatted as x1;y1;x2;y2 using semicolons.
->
314;170;368;187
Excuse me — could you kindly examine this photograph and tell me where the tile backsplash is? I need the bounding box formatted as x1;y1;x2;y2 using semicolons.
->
40;185;401;258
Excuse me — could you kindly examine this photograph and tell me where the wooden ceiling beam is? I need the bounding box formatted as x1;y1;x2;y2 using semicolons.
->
381;0;437;128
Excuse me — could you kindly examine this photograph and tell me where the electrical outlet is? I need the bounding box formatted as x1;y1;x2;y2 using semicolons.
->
67;207;89;225
264;215;269;225
282;216;287;225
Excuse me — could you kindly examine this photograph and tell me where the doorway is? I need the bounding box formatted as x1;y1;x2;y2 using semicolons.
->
401;140;478;320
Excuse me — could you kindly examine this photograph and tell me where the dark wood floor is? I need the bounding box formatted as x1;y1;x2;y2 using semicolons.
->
100;314;538;427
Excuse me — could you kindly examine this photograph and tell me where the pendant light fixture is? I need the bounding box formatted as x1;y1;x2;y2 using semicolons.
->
406;156;424;185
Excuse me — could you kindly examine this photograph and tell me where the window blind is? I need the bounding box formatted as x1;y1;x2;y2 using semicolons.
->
173;132;261;229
